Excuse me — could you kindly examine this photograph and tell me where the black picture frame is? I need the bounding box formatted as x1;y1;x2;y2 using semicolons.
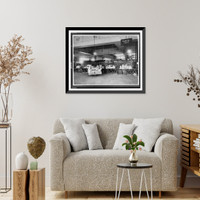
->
66;27;145;93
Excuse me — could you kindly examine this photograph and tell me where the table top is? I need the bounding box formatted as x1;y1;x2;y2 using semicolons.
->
180;124;200;133
0;123;11;128
13;168;45;172
117;163;153;169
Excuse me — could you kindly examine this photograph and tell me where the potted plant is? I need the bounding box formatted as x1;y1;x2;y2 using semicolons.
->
122;134;145;165
0;35;34;123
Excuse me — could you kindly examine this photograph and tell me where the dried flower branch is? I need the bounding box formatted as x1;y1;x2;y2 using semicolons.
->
0;34;34;121
174;65;200;108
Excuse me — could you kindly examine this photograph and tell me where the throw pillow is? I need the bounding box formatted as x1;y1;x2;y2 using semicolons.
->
132;118;165;152
60;118;88;152
82;123;103;150
113;123;136;150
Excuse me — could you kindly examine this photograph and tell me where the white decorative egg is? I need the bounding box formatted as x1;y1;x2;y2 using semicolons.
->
15;152;28;170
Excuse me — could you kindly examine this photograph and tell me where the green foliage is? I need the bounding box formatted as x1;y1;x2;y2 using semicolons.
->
125;144;130;150
123;135;132;144
122;134;145;151
132;134;137;143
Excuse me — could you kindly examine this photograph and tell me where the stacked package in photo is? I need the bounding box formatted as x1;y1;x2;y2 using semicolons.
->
193;134;200;150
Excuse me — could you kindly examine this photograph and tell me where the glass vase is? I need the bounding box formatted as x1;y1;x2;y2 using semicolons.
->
0;93;13;123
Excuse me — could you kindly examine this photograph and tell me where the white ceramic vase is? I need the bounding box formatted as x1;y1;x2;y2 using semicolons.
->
15;152;28;170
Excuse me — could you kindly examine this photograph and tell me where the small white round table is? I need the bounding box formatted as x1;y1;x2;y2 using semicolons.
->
115;163;153;200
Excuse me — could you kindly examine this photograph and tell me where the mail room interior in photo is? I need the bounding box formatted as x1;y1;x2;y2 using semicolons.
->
72;33;139;86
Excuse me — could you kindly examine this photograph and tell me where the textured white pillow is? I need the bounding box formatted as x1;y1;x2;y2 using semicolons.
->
82;123;103;150
60;118;88;152
113;123;136;150
132;118;164;152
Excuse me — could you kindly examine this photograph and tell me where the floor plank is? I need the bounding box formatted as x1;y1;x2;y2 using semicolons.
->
0;187;200;199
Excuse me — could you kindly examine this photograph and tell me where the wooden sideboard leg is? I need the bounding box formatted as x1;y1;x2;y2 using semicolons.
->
65;191;68;199
159;191;162;198
180;167;187;187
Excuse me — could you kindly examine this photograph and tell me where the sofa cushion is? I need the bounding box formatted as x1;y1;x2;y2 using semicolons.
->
82;123;103;150
132;118;164;152
85;119;135;149
113;123;135;150
54;118;173;149
60;118;88;152
63;150;162;191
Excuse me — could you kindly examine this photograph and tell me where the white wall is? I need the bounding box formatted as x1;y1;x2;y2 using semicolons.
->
0;0;200;187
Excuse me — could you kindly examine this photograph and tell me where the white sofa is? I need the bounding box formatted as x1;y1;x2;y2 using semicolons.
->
49;118;178;196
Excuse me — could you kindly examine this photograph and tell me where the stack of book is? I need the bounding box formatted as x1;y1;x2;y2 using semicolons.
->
193;134;200;150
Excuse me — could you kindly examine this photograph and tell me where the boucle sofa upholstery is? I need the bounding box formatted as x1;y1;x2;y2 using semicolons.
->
49;118;178;192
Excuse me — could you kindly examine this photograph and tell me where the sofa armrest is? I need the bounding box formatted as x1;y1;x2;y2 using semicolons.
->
154;133;178;191
49;133;71;190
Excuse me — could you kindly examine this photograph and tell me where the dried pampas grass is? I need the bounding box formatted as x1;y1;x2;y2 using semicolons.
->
0;34;34;91
0;34;34;122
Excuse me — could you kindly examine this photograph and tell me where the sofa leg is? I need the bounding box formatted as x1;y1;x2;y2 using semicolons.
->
65;191;68;199
159;191;162;198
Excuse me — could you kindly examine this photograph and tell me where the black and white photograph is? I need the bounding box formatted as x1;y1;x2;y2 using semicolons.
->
66;27;145;93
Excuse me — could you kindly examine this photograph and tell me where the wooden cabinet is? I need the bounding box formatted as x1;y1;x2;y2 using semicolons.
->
180;125;200;187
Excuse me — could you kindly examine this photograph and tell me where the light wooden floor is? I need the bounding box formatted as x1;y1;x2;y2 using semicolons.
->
0;187;200;200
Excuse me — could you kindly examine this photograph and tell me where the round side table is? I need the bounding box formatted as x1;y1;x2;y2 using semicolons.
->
115;163;153;200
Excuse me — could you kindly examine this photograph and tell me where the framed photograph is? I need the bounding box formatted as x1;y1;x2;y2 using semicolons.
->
66;27;145;93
